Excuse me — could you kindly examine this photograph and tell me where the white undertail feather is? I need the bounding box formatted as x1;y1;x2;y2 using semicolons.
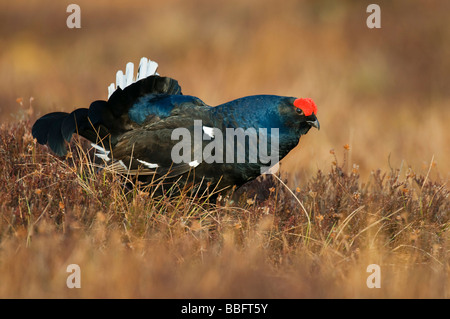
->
95;153;110;161
91;143;111;162
107;57;159;98
189;160;200;168
137;57;148;80
147;60;159;76
125;62;134;87
137;159;159;169
91;143;110;154
107;83;115;97
115;70;124;90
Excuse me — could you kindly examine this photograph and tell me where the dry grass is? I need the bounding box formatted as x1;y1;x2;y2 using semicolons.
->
0;117;448;298
0;0;449;298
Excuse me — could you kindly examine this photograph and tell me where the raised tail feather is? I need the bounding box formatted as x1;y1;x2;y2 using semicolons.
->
32;57;182;157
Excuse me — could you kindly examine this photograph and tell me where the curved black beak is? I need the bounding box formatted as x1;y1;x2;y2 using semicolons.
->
306;117;320;130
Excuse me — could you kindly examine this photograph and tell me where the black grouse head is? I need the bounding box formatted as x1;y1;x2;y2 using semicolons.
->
276;97;320;136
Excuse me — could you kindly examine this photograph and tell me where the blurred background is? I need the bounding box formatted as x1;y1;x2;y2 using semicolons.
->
1;0;449;181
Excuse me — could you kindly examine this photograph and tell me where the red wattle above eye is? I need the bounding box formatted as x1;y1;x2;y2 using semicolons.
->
294;98;317;116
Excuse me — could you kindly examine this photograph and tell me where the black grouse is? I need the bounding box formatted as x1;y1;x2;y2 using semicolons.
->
32;57;319;193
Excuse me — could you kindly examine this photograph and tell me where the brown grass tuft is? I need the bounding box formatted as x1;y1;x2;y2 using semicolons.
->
0;119;448;298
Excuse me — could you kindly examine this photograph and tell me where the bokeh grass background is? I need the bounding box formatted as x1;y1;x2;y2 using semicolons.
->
1;0;449;179
0;0;449;298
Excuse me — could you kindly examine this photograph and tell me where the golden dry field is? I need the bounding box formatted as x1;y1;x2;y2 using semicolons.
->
0;0;448;299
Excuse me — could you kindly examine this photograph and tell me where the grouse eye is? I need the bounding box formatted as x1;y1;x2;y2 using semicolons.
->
296;108;304;115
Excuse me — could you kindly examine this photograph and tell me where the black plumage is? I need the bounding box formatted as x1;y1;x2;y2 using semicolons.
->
32;69;319;194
